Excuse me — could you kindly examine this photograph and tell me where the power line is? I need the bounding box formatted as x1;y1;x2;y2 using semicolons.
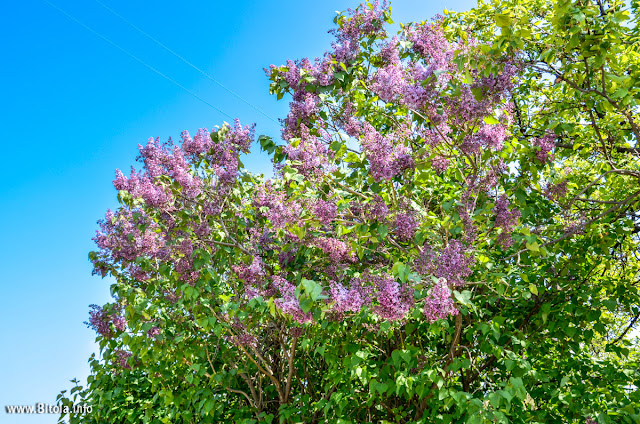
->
93;0;278;124
41;0;234;121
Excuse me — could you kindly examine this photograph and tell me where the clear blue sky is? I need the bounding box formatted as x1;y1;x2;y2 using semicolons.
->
0;0;476;422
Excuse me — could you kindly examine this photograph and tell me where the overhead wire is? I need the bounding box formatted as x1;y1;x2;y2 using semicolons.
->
92;0;278;123
42;0;235;120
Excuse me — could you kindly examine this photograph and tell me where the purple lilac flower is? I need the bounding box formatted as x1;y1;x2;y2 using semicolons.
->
416;240;474;287
314;199;338;224
544;180;568;202
394;212;418;241
272;276;313;324
474;122;508;151
366;195;389;222
431;155;449;174
254;182;302;229
380;36;400;64
232;256;266;299
282;93;318;140
361;122;415;181
114;349;132;369
329;280;368;313
370;64;405;102
405;19;450;70
282;125;331;177
423;279;458;323
329;1;388;63
367;272;414;321
532;134;556;164
86;304;114;338
313;237;355;263
494;195;520;248
147;326;161;338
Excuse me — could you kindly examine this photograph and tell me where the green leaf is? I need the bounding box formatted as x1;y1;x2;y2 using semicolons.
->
483;116;500;125
495;13;512;27
525;242;540;252
302;279;323;302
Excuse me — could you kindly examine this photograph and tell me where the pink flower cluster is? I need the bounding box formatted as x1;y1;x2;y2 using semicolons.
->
394;212;418;241
272;276;313;324
366;195;389;222
367;273;415;321
282;125;331;177
361;122;415;181
423;279;458;323
86;304;126;339
330;1;388;63
232;256;267;299
253;182;302;229
113;349;132;370
416;240;474;287
532;133;556;164
544;180;568;202
114;120;254;207
329;280;369;314
494;195;521;248
313;237;355;263
313;199;338;224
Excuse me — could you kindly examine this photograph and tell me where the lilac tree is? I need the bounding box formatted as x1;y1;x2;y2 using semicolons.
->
60;1;639;423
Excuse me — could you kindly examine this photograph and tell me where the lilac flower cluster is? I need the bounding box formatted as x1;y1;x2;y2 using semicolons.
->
532;133;556;164
471;122;508;152
431;155;450;174
272;276;313;324
394;211;418;241
281;93;319;140
370;64;405;102
457;193;479;244
254;182;302;229
544;180;568;202
332;100;363;138
228;319;258;348
416;240;474;287
361;122;415;181
113;349;132;370
477;159;507;192
231;332;258;348
282;125;331;177
86;304;125;338
114;137;201;202
367;272;415;321
405;19;450;70
366;195;389;222
423;278;458;323
114;120;254;208
368;21;454;110
330;1;387;63
328;280;369;314
369;60;442;111
446;64;518;132
379;37;400;64
494;195;520;248
93;208;166;271
313;237;355;263
232;256;267;299
147;326;162;339
314;199;338;224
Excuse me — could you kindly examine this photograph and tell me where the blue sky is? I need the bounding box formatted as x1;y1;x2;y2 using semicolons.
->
0;0;476;422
